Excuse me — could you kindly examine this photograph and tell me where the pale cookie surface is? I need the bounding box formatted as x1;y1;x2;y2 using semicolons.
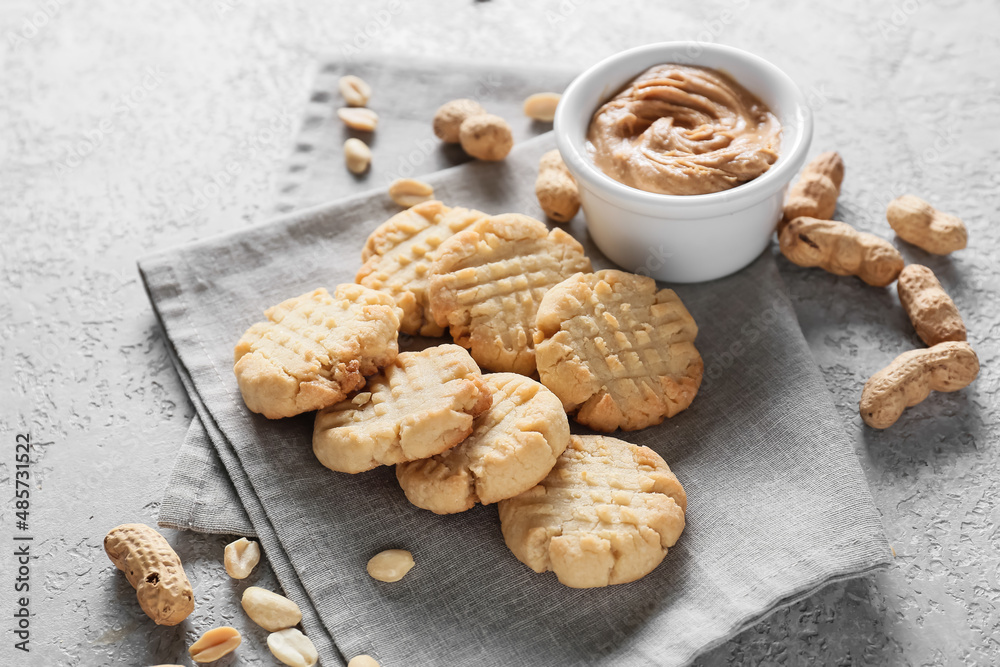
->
313;344;492;473
234;285;401;419
356;201;488;336
534;270;703;431
396;373;570;514
499;435;686;588
427;214;592;375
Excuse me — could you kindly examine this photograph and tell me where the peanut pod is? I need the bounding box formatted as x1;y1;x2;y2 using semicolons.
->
897;264;966;346
780;151;844;231
104;523;194;626
535;149;579;224
859;341;979;429
887;194;967;255
779;217;903;286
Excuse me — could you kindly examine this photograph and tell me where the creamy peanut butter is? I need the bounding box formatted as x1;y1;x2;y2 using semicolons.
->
586;64;781;195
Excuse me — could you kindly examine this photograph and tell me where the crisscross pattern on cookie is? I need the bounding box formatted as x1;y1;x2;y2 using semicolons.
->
499;435;686;588
312;344;492;473
534;270;702;431
428;214;592;375
395;373;569;514
234;285;400;419
357;201;488;336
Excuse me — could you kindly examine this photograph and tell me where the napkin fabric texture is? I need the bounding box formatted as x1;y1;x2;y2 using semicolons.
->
144;58;890;667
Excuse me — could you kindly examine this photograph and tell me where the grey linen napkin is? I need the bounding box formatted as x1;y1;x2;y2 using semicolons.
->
158;58;579;537
139;128;891;665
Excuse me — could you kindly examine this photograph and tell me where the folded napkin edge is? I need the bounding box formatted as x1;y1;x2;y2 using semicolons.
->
680;559;891;667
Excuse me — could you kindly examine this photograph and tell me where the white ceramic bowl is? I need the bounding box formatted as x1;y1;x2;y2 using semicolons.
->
554;42;813;283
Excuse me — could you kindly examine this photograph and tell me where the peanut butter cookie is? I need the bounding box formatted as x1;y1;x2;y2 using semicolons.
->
234;285;401;419
312;344;492;474
427;214;591;375
534;269;702;431
395;373;569;514
499;435;686;588
356;201;488;336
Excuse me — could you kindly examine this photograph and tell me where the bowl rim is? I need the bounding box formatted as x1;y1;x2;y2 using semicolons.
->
554;41;813;211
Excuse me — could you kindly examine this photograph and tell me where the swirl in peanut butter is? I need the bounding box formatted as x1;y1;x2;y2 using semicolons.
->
586;64;781;196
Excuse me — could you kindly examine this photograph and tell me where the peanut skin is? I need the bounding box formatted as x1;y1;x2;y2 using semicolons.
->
897;264;966;346
104;524;194;625
779;217;904;286
780;151;844;231
535;149;579;223
859;341;979;429
433;99;486;143
458;114;513;161
887;195;967;255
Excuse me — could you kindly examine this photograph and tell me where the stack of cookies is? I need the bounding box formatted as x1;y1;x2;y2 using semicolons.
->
232;201;703;588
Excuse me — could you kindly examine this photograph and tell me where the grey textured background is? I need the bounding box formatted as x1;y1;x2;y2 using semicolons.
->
1;1;997;666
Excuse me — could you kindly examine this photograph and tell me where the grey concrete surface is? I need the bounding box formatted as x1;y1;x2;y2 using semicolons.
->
1;1;998;665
